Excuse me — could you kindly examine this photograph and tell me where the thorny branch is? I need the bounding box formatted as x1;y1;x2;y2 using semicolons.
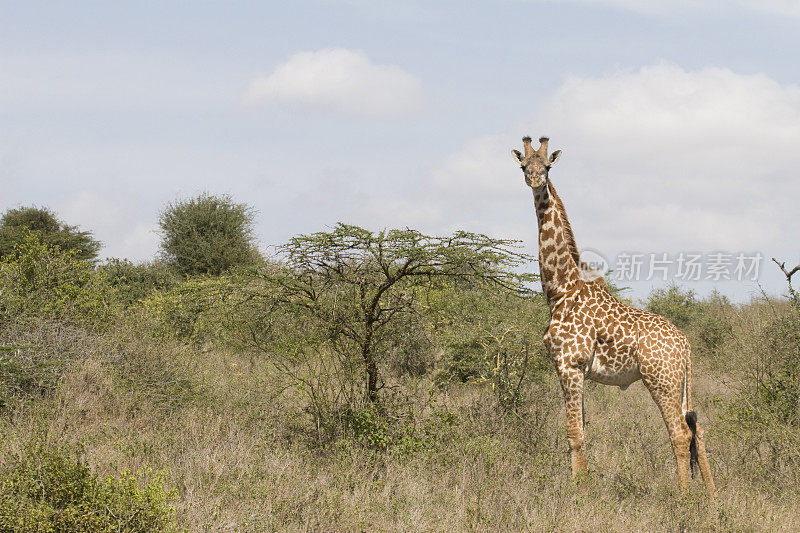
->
772;257;800;303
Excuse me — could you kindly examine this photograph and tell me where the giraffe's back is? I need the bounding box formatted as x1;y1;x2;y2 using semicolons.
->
579;282;689;388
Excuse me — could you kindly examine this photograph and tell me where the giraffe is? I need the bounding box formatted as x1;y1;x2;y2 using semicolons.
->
511;136;716;498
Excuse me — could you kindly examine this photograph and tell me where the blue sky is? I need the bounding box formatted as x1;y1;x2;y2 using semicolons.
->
2;1;799;300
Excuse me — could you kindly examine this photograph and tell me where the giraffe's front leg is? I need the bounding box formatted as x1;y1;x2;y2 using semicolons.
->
558;365;587;477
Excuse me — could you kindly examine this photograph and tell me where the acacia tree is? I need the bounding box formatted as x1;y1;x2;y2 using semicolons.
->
259;223;535;402
0;206;101;262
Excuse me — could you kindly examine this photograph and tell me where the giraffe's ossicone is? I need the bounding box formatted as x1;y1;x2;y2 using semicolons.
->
512;136;716;498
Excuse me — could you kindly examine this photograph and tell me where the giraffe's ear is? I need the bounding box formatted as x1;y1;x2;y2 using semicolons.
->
511;149;523;164
548;149;562;166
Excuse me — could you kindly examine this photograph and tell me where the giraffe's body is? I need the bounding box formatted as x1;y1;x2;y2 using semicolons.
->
512;136;716;498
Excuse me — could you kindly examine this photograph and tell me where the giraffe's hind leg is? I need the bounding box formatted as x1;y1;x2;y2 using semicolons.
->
693;422;717;499
557;366;588;477
644;380;693;490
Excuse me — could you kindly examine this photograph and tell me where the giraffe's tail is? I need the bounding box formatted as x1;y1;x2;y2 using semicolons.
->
685;410;699;477
683;348;699;476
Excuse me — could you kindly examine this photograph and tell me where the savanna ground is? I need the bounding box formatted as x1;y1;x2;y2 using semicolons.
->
2;223;799;532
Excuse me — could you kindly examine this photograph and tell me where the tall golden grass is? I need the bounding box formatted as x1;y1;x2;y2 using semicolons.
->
2;291;799;531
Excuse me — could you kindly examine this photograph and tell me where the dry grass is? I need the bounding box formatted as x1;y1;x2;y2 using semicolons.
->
2;300;800;532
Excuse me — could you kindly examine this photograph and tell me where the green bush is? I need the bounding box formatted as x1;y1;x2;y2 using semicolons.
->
158;193;260;276
432;284;550;411
753;308;800;426
0;233;113;325
342;401;460;457
0;442;176;532
0;206;101;262
436;338;485;384
644;284;700;329
385;317;435;378
349;406;392;450
140;276;232;341
693;291;734;357
100;259;182;307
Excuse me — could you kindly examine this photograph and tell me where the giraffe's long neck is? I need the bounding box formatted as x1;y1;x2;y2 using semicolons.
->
533;181;583;312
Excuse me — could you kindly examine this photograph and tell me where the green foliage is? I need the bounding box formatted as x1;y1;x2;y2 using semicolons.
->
0;441;176;532
140;276;232;341
432;283;550;411
752;306;800;425
0;206;101;262
719;295;800;491
349;406;392;450
472;327;536;412
645;284;700;329
645;286;733;357
341;400;462;457
0;233;113;325
264;223;535;403
748;259;800;426
100;259;182;307
384;316;434;377
158;193;260;276
693;291;734;356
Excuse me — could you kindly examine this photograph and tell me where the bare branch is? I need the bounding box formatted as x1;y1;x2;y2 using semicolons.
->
772;257;800;281
772;257;800;304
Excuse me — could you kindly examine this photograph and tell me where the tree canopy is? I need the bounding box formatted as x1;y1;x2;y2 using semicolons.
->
158;193;260;276
255;223;536;401
0;206;101;262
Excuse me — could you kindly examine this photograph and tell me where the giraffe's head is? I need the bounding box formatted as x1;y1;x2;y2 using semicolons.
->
511;136;562;189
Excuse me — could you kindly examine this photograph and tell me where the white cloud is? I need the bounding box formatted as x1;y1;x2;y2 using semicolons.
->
54;191;160;261
432;135;520;198
243;48;422;118
427;62;800;257
117;222;160;261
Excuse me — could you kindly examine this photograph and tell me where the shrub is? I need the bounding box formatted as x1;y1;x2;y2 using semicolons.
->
0;205;101;262
644;284;700;329
0;319;95;412
0;233;113;325
719;294;800;491
349;405;392;450
644;287;733;361
433;284;550;411
384;316;435;378
342;399;459;456
0;441;176;532
100;259;182;307
753;306;800;426
158;193;260;276
693;290;734;357
140;276;232;341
